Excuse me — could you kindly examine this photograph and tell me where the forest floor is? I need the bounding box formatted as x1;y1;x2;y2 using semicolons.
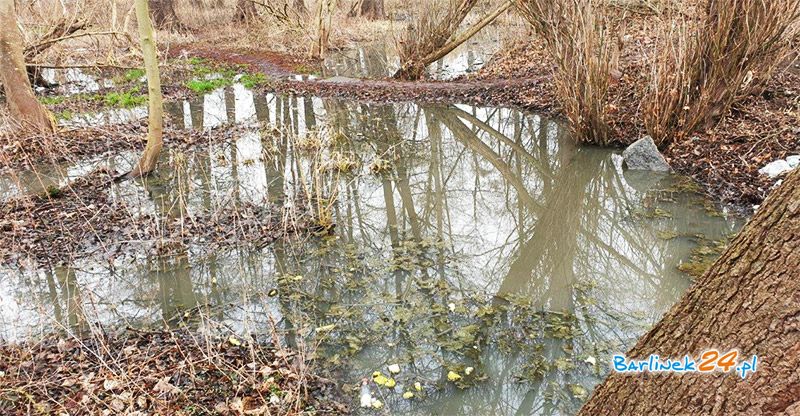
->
0;328;348;415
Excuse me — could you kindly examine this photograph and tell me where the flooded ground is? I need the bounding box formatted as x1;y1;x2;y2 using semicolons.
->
322;31;499;80
1;78;744;414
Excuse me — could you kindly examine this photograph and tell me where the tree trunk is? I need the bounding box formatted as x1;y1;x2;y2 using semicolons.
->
359;0;384;19
579;168;800;415
311;0;337;59
234;0;257;22
149;0;182;29
130;0;164;178
0;0;55;133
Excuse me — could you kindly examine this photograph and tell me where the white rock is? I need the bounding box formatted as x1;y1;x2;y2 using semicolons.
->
787;155;800;168
759;160;793;178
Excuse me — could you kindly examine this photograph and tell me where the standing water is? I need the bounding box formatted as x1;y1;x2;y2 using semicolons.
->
0;82;743;414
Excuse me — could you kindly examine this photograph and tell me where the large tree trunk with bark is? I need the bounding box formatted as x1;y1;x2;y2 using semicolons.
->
130;0;164;178
149;0;182;29
0;0;55;133
579;168;800;415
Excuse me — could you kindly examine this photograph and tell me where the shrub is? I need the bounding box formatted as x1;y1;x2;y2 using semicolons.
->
516;0;616;145
643;0;800;146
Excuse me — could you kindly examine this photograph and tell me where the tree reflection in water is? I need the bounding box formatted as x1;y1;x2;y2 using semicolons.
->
0;86;743;415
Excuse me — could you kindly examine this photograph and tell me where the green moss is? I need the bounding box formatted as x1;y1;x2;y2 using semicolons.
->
677;237;729;279
657;230;679;240
56;110;74;120
46;185;63;198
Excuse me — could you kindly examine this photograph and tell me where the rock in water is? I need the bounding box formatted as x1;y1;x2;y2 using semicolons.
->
622;136;671;172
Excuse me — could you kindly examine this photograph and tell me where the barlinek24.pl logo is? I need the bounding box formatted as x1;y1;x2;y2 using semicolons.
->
612;349;757;379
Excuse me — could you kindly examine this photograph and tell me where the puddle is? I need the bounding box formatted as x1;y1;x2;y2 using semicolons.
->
323;31;500;80
1;84;744;414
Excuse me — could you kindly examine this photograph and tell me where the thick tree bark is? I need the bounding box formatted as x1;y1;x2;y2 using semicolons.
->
579;168;800;415
130;0;164;178
234;0;258;22
149;0;182;29
359;0;384;20
0;0;55;133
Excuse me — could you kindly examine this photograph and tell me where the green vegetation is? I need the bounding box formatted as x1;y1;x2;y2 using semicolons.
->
102;89;147;108
55;110;74;120
185;77;233;94
183;56;270;94
122;68;146;82
39;95;65;106
239;72;268;88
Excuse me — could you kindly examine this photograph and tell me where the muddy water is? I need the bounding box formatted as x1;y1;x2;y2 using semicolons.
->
0;84;744;414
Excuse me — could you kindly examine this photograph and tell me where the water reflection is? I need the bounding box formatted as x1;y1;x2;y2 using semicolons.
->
322;34;498;80
0;90;743;415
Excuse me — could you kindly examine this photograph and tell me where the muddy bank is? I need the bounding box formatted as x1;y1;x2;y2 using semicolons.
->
0;328;348;415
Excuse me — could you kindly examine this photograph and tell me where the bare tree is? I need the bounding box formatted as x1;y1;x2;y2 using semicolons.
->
395;0;512;80
311;0;338;59
129;0;164;178
350;0;384;19
0;0;55;133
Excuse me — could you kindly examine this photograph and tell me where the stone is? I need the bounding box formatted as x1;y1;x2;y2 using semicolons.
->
786;155;800;168
759;160;793;178
622;136;670;172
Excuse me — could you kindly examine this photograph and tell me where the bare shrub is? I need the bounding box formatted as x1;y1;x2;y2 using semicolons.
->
395;0;478;80
516;0;616;145
643;0;800;146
